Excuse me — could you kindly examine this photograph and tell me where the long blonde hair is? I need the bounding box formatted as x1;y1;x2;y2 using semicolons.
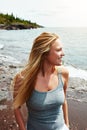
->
13;32;59;108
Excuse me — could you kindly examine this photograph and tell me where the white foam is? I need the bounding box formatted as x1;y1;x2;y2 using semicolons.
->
0;54;20;64
0;44;4;49
66;65;87;80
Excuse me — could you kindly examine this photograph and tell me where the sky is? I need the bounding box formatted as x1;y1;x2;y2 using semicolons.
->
0;0;87;27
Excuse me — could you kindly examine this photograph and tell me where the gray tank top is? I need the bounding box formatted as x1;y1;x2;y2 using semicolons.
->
26;71;68;130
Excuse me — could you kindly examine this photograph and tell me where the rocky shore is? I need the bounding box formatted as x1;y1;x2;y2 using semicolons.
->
0;23;42;30
0;55;87;130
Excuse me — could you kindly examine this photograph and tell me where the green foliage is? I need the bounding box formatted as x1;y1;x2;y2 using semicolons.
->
0;13;42;28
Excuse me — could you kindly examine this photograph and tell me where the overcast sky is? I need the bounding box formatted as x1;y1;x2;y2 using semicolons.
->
0;0;87;27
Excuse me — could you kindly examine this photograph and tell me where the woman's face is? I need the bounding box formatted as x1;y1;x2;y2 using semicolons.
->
46;38;65;66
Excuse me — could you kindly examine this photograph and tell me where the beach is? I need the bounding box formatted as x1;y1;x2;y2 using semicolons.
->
0;56;87;130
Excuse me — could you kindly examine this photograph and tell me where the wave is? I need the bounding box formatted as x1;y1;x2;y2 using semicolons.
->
66;65;87;80
0;54;20;64
0;44;4;49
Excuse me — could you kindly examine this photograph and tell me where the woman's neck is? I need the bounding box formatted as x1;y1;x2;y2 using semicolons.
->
40;60;55;77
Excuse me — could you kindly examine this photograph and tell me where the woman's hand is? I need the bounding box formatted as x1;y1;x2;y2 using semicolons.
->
14;108;26;130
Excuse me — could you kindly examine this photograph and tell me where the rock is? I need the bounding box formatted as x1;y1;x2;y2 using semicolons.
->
0;23;40;30
9;65;17;68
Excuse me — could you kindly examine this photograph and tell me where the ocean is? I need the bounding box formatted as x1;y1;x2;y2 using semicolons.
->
0;27;87;80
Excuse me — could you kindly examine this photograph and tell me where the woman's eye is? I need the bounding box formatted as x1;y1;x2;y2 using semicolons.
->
56;49;60;51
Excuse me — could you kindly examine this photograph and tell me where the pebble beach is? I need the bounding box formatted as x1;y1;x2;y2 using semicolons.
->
0;54;87;130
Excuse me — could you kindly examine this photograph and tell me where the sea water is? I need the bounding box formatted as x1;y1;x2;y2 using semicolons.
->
0;27;87;80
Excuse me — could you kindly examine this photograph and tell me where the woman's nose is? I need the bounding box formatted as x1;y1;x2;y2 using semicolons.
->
61;50;65;56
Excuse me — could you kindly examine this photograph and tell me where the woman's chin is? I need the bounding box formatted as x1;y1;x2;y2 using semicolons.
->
57;62;63;66
57;63;62;66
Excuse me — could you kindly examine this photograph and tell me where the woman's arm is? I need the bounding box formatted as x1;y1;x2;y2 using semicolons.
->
62;99;69;128
14;108;26;130
13;73;26;130
62;67;69;128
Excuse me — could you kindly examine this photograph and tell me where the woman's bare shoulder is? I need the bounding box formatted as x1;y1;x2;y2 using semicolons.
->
61;66;69;75
56;65;69;78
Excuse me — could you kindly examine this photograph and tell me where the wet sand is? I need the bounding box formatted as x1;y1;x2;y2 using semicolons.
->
0;61;87;130
68;99;87;130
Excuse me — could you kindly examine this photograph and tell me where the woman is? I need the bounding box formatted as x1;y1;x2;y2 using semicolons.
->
13;32;69;130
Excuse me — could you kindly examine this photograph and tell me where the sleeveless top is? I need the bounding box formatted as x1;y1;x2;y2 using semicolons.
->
26;70;69;130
